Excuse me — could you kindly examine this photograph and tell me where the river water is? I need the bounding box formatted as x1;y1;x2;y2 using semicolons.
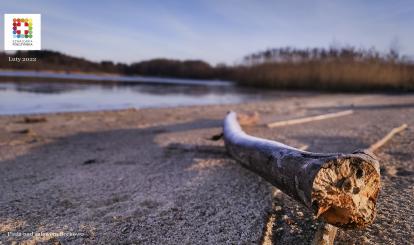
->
0;71;283;115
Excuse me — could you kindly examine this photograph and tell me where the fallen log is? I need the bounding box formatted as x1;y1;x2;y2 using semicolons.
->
223;111;381;229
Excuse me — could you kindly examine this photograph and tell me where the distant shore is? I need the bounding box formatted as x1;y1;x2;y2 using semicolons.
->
2;48;414;92
0;69;233;86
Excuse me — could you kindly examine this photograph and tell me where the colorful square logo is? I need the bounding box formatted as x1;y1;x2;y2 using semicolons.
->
13;18;33;39
4;14;41;50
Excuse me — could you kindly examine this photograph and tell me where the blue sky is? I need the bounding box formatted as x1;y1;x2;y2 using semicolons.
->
1;0;413;64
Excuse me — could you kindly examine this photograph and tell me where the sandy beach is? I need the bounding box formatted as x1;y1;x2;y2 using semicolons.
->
1;92;413;244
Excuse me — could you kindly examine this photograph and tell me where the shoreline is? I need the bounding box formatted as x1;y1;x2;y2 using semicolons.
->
0;91;411;117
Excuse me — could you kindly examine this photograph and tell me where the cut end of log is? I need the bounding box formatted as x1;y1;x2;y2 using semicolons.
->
311;151;381;229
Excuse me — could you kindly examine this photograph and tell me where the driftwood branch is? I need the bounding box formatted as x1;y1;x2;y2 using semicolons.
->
368;124;408;152
224;111;381;229
227;112;405;244
267;110;353;128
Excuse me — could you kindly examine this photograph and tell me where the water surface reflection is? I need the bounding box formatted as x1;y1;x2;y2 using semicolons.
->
0;81;281;115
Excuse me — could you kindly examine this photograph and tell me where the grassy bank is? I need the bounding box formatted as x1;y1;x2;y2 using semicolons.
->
231;47;414;91
232;60;414;91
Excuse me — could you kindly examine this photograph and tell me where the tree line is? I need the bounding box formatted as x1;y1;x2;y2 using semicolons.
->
0;50;226;79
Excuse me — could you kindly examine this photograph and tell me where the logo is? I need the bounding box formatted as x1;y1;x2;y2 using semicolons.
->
4;14;41;50
13;18;33;39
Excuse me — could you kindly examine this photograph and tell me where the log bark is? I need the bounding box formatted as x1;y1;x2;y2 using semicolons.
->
223;111;381;229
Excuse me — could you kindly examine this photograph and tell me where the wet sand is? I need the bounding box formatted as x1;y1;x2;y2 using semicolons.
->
0;92;413;244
